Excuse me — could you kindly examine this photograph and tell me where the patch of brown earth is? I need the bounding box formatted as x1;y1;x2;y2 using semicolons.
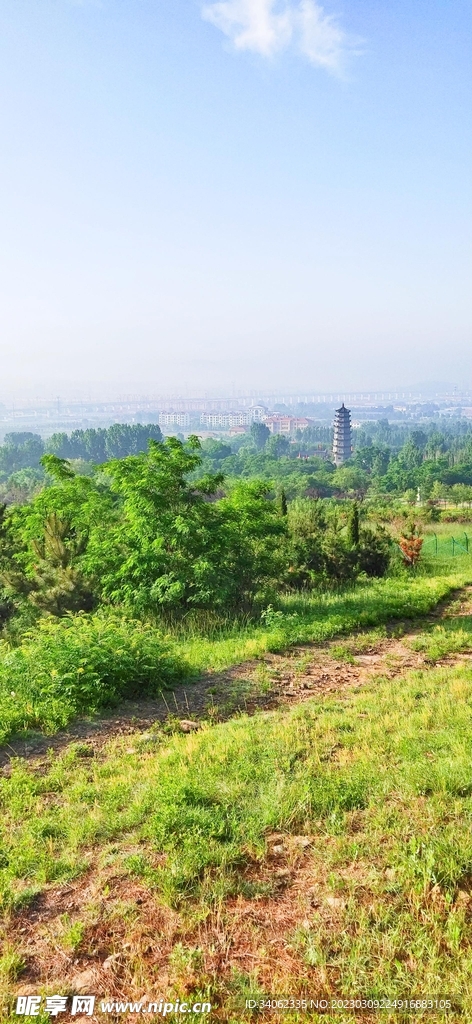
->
2;586;472;772
6;828;385;1021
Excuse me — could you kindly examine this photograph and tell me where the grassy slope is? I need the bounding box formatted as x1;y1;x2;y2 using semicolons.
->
0;545;470;743
2;602;472;1018
177;569;470;674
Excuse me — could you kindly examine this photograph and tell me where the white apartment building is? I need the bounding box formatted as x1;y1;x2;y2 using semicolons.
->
200;411;251;428
200;406;269;430
158;412;191;427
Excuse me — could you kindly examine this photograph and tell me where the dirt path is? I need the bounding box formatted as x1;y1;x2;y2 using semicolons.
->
2;587;471;771
5;588;472;1020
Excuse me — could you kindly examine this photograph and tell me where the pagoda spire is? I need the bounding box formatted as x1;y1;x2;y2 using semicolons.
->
332;403;352;466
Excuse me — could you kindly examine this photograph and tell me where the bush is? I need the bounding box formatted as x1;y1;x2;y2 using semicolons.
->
357;527;391;577
0;614;187;742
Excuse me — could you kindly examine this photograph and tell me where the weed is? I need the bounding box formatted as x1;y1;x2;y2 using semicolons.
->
0;945;24;983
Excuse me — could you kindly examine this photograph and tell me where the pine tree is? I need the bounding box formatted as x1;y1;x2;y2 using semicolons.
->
277;488;288;517
348;502;360;547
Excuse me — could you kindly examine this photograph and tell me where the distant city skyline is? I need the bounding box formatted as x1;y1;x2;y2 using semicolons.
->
1;381;472;442
1;380;471;405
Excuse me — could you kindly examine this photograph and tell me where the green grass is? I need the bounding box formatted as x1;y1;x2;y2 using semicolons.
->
422;524;472;561
177;570;471;674
410;613;472;663
0;562;471;746
3;662;472;1017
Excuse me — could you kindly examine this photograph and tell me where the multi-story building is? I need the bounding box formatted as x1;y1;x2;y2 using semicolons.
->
158;412;191;427
265;415;312;435
200;410;255;429
332;404;352;465
250;405;268;422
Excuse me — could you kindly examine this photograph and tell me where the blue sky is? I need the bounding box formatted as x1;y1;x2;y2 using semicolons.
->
0;0;470;397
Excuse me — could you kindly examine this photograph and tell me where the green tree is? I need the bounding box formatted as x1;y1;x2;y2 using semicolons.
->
276;487;288;517
250;422;270;450
93;437;283;612
348;502;360;547
265;434;291;458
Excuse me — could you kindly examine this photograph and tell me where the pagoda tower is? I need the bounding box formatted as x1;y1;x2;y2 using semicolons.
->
332;403;352;466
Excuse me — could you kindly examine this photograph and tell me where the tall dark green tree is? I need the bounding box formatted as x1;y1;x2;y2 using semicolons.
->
250;422;270;450
348;502;360;547
277;487;288;517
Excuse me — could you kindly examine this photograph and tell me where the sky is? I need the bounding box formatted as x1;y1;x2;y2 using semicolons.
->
0;0;471;399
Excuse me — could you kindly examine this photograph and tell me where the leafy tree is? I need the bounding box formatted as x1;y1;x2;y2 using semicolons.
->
41;454;75;481
331;465;369;496
88;436;284;612
45;423;163;463
0;433;44;475
266;434;291;458
250;422;270;450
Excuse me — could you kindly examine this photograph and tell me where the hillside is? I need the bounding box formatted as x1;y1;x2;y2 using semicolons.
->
2;584;472;1020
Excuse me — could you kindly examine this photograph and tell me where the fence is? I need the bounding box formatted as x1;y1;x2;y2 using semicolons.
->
423;533;470;557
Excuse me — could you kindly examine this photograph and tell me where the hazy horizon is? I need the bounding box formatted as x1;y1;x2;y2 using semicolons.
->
1;0;471;397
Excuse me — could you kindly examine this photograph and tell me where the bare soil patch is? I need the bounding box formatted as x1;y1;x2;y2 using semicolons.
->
2;587;472;772
4;589;472;1019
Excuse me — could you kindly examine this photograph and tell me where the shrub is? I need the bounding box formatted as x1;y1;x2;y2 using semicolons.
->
0;614;187;742
357;526;391;577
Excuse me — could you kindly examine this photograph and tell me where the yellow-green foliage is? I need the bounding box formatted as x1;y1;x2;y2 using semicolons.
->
0;614;187;743
3;662;472;1010
0;571;470;745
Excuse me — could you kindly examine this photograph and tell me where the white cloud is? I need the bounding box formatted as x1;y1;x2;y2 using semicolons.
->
201;0;292;58
297;0;347;72
201;0;356;73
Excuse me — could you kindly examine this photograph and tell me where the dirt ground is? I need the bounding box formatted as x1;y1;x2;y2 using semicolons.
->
2;587;471;772
3;588;472;1020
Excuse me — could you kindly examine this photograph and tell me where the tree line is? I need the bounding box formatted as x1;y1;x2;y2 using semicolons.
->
3;419;472;506
0;423;163;477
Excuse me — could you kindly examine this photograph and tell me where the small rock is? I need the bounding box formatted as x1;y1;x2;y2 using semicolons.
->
293;836;311;849
72;969;97;993
325;896;345;909
385;867;396;881
272;844;284;855
178;720;200;732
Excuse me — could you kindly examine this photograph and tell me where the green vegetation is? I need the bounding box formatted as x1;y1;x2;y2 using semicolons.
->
195;419;472;503
0;614;184;743
1;424;472;1018
3;650;472;1015
0;437;394;628
0;431;470;746
4;416;472;506
0;574;467;747
0;424;163;503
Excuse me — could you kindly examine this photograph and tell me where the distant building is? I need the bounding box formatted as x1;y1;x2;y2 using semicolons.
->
265;415;312;435
332;404;352;465
200;411;250;428
158;412;191;427
249;405;268;422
